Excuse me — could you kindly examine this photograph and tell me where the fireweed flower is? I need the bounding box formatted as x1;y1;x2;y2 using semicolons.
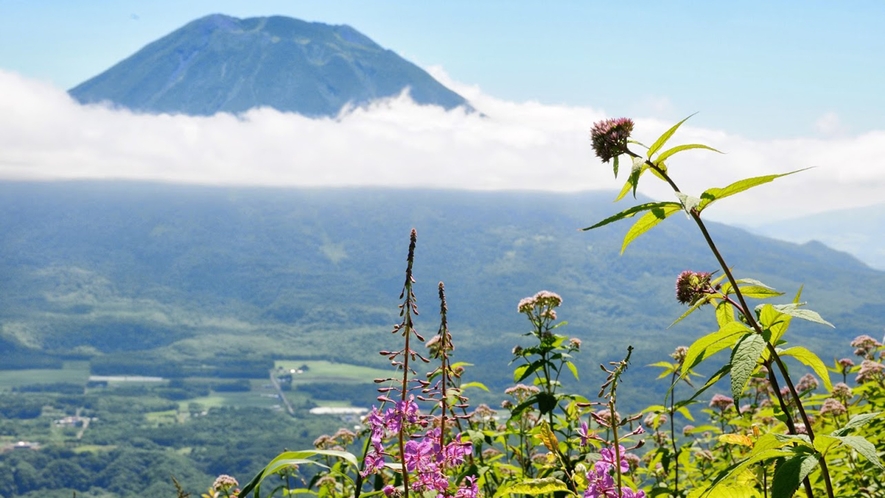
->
590;117;635;163
584;445;646;498
675;270;714;306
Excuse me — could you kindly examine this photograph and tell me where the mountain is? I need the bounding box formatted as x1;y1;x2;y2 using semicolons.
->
747;203;885;270
68;14;470;117
2;182;883;400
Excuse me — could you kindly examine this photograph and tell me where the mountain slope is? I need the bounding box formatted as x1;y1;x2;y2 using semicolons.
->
748;203;885;270
68;14;470;117
1;182;882;398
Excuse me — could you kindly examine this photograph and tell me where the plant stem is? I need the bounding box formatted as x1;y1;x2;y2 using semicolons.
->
634;153;834;498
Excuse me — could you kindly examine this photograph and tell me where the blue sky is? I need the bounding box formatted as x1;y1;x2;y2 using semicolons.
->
2;1;884;139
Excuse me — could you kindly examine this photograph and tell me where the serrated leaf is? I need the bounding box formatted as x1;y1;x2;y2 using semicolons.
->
497;477;571;496
832;412;883;436
812;434;841;455
705;449;793;495
620;204;683;254
614;177;632;202
537;421;559;452
719;434;753;447
655;143;722;164
648;113;697;159
771;454;819;498
715;301;735;327
737;285;784;299
771;303;835;328
697;169;809;212
730;333;766;400
582;201;682;231
779;346;833;391
835;435;884;469
757;304;792;345
680;322;751;384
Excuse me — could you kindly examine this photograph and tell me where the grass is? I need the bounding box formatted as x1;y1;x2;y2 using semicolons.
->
0;361;89;390
275;360;391;384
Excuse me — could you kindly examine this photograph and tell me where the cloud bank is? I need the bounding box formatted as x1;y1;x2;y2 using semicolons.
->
1;68;883;223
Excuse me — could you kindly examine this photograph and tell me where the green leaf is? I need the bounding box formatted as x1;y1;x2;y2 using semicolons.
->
647;114;697;159
680;321;752;384
812;434;841;455
832;412;882;436
835;435;884;469
565;361;579;380
736;285;784;299
771;454;819;498
620;204;682;254
461;381;490;392
705;448;793;495
582;201;682;231
757;304;792;346
516;360;545;382
730;333;766;400
614;177;633;202
697;169;809;212
613;155;619;178
670;294;715;327
715;301;735;327
770;303;835;328
654;143;722;164
779;346;833;391
495;477;571;497
240;450;359;497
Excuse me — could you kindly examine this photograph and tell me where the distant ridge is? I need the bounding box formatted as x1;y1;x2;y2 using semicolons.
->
69;14;470;117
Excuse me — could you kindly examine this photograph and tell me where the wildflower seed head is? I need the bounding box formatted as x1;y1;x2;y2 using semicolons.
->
675;270;713;306
590;117;634;163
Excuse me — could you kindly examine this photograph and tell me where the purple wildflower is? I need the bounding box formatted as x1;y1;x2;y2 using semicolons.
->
590;117;635;163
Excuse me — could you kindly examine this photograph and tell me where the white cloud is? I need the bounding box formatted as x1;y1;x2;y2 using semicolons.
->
814;111;846;136
1;68;884;224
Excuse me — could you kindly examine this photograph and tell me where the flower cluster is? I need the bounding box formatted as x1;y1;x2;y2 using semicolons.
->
709;394;734;412
363;396;475;497
584;445;646;498
517;290;563;314
209;475;239;498
851;335;882;360
590;118;635;163
675;270;714;306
